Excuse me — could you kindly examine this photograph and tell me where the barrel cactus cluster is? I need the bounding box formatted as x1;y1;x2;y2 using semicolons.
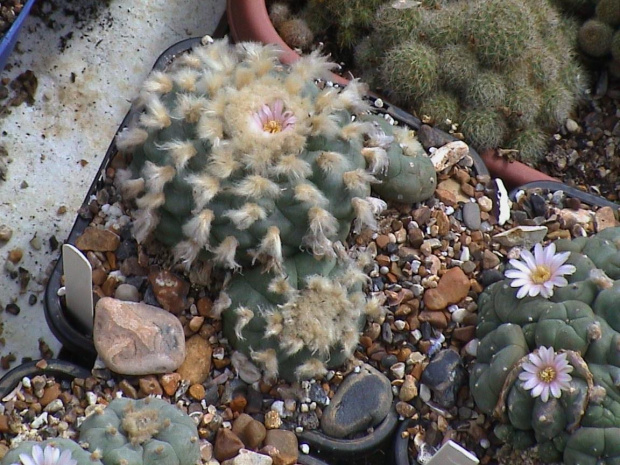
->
470;227;620;463
115;38;437;380
78;397;201;465
277;0;588;164
567;0;620;77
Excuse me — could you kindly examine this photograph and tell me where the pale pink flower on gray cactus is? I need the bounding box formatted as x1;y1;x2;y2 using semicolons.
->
13;445;77;465
251;99;297;134
505;242;576;298
519;346;573;402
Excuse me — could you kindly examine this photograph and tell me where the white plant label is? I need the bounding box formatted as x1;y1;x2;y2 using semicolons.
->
62;243;94;331
428;440;479;465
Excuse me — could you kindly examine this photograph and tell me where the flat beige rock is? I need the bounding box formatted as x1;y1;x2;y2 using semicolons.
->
94;297;185;375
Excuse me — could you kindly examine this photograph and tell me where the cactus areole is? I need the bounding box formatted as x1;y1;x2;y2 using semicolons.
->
116;38;436;381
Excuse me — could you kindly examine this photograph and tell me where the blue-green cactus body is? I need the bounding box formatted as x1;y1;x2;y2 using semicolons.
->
221;251;369;381
119;39;436;273
117;39;436;380
0;439;103;465
78;397;200;465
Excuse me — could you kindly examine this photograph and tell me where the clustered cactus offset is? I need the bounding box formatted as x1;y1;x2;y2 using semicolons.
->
1;439;103;465
116;38;437;380
78;397;200;465
291;0;588;163
554;0;620;78
470;227;620;464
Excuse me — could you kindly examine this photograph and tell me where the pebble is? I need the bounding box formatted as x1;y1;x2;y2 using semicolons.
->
113;283;140;302
264;430;298;465
462;202;481;230
176;335;213;384
93;297;186;375
321;364;393;439
420;349;466;409
75;227;120;252
399;374;418;402
232;414;267;450
423;267;471;311
222;449;273;465
214;428;245;463
565;118;579;133
0;225;13;242
148;269;190;314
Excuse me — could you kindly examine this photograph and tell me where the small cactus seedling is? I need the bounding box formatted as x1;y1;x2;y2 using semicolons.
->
78;397;200;465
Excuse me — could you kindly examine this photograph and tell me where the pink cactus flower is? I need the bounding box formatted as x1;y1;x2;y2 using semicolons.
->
519;346;573;402
251;99;296;134
505;242;576;299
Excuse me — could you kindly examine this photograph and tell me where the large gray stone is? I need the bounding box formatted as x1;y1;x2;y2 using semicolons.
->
321;364;393;439
420;348;466;409
93;297;185;375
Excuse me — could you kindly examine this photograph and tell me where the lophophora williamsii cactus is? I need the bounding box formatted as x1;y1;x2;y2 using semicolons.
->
297;0;587;163
1;438;103;465
470;227;620;463
78;397;200;465
116;38;436;380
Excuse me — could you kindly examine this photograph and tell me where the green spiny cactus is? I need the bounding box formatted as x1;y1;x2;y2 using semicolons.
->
471;227;620;463
1;439;103;465
78;397;200;465
292;0;587;163
117;38;436;380
220;250;380;381
117;39;436;272
595;0;620;27
578;19;614;57
300;0;386;49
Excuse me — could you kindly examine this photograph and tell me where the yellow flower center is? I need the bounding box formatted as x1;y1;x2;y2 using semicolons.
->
539;366;556;383
263;120;282;133
531;265;551;284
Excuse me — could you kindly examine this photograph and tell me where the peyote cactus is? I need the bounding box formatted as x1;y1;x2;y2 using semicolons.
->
470;227;620;463
78;397;200;465
295;0;588;163
1;439;103;465
116;38;436;380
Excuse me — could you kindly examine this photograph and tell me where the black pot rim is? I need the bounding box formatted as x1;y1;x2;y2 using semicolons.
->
42;37;213;364
0;359;90;400
509;181;619;210
393;418;413;465
298;408;399;458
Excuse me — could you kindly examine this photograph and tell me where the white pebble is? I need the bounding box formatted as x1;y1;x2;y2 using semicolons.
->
85;392;98;406
419;384;432;402
44;399;64;413
21;377;31;389
300;444;310;455
300;403;309;413
30;412;48;429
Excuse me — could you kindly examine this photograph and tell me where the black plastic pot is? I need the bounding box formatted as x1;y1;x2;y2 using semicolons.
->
0;359;90;399
394;418;413;465
43;32;228;368
510;181;620;210
298;408;399;464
